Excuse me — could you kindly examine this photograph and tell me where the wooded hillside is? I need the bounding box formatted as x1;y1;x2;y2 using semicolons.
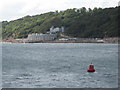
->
2;6;119;39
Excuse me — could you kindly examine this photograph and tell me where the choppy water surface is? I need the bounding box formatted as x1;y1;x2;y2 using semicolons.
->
0;43;2;89
2;43;118;88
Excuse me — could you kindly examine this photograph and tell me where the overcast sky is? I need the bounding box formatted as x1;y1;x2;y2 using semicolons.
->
0;0;119;21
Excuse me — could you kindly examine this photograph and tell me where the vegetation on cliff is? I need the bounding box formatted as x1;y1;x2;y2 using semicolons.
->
2;6;119;39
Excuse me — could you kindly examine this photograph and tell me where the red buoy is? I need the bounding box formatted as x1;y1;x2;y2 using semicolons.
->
87;63;95;72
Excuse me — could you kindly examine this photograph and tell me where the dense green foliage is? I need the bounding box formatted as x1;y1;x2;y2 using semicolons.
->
2;7;119;39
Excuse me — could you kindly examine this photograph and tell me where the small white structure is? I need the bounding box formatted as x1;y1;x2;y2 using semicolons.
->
61;26;64;32
59;38;68;41
50;26;64;33
27;33;57;42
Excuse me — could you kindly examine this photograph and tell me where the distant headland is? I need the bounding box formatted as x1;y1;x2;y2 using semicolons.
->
2;7;119;43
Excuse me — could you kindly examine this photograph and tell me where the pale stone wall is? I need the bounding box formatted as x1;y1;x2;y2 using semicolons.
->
27;33;57;42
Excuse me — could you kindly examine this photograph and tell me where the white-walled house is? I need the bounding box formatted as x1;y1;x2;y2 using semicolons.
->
50;26;64;33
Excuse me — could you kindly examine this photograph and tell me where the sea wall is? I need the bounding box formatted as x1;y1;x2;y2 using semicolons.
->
2;37;119;43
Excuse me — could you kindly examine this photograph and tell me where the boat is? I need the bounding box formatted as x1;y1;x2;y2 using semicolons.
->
87;63;95;72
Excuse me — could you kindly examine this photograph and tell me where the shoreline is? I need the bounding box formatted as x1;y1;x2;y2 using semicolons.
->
2;37;119;43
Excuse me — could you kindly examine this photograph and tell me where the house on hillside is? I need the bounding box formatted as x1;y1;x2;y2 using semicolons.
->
50;26;64;33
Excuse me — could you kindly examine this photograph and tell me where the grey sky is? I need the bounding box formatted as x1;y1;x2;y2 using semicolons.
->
0;0;119;21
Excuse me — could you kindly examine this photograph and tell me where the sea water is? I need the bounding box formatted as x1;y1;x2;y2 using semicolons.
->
0;42;2;89
2;43;118;88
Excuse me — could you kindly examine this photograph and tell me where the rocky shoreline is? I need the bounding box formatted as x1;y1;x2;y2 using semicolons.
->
2;37;119;43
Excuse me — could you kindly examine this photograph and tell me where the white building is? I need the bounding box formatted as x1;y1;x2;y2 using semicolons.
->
59;38;68;41
27;33;57;42
50;26;64;33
